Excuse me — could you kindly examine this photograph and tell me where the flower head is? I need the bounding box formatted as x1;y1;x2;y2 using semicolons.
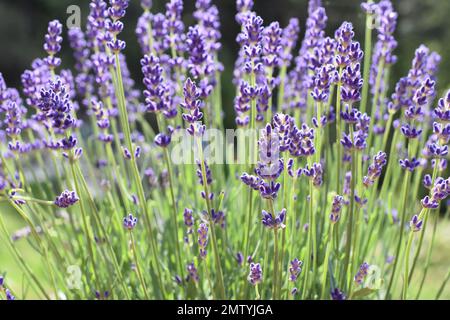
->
289;258;303;282
54;190;79;208
261;208;286;229
197;223;209;259
248;262;262;285
123;213;138;230
354;262;370;284
363;151;387;187
331;287;346;300
410;215;423;232
330;195;345;223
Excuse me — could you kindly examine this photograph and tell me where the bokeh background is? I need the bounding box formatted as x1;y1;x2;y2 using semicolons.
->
0;0;449;299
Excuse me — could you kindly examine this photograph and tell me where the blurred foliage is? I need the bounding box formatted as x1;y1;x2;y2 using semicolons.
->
0;0;449;128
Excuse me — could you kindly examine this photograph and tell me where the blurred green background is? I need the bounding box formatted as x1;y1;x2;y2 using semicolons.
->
0;0;449;299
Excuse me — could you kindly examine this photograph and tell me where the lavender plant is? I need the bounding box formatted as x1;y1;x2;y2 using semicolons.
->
0;0;449;301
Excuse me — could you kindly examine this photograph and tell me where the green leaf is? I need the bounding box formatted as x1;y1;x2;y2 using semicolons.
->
352;287;378;299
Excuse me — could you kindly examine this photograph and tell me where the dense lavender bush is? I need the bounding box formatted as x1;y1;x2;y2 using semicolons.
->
0;0;449;300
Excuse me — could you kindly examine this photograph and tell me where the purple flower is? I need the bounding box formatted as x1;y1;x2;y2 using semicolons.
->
434;90;450;122
236;252;244;266
262;22;282;68
186;26;215;98
44;20;63;68
286;6;327;112
400;124;422;139
4;101;24;138
354;262;370;284
6;289;15;300
196;160;212;186
54;190;79;208
272;113;295;152
186;262;199;283
248;262;262;285
240;173;263;191
369;1;398;101
303;163;323;187
280;18;300;66
39;78;77;133
0;275;4;287
363;151;387;187
399;157;420;172
108;0;129;21
331;287;346;300
289;123;315;157
261;208;286;229
330;195;345;223
181;78;205;136
289;258;303;282
123;213;138;230
197;223;209;259
183;208;194;234
410;215;423;232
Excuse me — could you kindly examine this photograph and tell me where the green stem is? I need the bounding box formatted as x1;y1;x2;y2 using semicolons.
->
385;170;411;298
197;138;226;299
129;231;150;299
360;8;374;115
321;223;334;300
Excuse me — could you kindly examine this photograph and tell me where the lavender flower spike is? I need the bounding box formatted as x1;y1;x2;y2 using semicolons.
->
410;215;423;232
248;262;263;285
54;190;79;208
363;151;387;187
289;258;303;282
330;195;345;223
197;223;209;259
354;262;370;284
123;213;138;230
44;20;63;68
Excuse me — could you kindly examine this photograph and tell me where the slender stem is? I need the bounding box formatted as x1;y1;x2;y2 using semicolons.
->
129;231;150;300
385;170;411;298
415;212;438;299
343;127;356;290
197;138;226;299
402;231;415;299
321;223;334;300
69;161;101;290
435;268;450;299
335;68;343;194
112;50;166;298
163;147;184;280
302;156;315;299
360;8;374;115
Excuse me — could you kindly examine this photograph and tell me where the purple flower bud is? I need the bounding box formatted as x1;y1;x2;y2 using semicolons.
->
289;258;303;282
197;223;209;259
6;289;15;300
410;215;423;232
363;151;387;187
331;287;346;300
354;262;370;284
186;262;199;283
248;262;262;285
330;195;345;223
123;213;138;230
399;157;420;171
261;208;286;229
236;252;244;266
44;20;63;56
54;190;79;208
